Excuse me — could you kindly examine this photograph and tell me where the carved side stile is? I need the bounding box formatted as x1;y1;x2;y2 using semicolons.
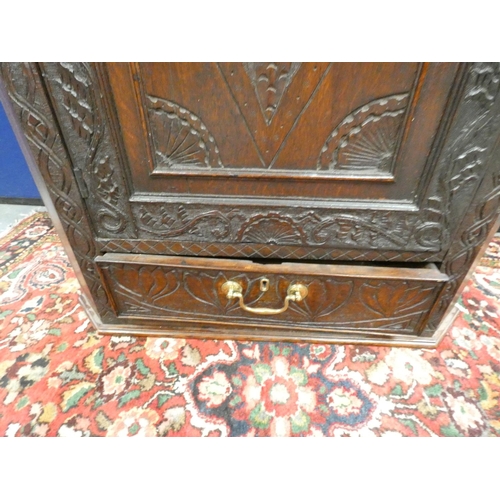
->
424;62;500;329
39;63;136;239
0;63;116;320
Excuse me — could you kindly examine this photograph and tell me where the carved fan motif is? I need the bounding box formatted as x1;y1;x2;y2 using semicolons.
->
243;63;301;125
238;214;306;245
146;95;223;169
317;94;409;174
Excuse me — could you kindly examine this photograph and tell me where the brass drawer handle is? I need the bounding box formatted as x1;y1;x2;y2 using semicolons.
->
221;281;308;315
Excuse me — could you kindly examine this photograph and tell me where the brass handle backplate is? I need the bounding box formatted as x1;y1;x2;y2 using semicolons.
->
221;280;308;315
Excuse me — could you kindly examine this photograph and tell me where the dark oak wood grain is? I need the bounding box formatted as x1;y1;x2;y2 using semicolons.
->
96;253;447;336
1;62;499;347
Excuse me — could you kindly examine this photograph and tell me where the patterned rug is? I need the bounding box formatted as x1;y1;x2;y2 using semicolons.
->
1;212;500;437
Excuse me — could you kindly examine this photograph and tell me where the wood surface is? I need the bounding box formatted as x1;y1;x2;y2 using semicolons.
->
1;62;500;346
96;253;447;335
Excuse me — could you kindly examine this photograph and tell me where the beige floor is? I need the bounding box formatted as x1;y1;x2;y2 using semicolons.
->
0;203;46;238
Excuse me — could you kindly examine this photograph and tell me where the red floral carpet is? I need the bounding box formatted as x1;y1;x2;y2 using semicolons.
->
1;212;500;437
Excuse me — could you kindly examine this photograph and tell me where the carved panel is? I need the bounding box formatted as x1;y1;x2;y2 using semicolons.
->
131;63;426;176
317;94;409;175
242;63;301;124
111;62;498;262
0;63;115;320
39;62;136;239
98;260;443;334
146;95;224;170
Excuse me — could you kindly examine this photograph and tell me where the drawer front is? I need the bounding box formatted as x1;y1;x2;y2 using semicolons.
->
96;254;448;337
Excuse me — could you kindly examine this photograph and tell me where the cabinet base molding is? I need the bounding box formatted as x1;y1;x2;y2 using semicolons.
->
80;293;460;349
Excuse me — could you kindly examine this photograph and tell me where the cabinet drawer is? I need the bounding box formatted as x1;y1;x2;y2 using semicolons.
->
96;254;448;337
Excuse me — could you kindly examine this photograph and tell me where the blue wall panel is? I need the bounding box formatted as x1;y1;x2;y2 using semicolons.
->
0;101;40;199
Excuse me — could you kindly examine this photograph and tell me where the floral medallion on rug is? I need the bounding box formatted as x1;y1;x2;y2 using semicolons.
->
1;212;500;437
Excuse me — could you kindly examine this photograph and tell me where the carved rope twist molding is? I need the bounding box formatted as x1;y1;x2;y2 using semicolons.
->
0;62;115;319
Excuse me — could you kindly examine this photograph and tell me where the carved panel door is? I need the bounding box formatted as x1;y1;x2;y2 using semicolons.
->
39;62;498;263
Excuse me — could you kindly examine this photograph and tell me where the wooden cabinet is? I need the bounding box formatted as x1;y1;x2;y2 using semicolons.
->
2;62;500;347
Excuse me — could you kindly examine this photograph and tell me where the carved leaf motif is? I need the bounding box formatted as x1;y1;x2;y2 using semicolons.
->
94;157;120;204
141;267;180;304
310;214;408;248
184;272;246;314
243;63;301;125
113;265;180;308
359;282;434;318
93;157;125;232
317;94;409;173
290;279;353;321
449;147;485;200
147;95;223;169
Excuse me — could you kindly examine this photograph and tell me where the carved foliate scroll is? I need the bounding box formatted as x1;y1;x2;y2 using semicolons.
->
131;202;438;252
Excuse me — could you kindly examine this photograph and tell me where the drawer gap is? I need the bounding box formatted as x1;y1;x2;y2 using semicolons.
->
249;256;441;270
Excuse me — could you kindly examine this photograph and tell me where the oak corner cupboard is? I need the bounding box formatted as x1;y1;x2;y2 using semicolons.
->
2;62;500;347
